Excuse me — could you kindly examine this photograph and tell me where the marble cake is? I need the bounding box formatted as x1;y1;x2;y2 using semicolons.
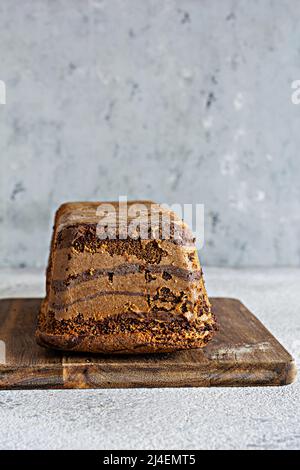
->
36;201;217;353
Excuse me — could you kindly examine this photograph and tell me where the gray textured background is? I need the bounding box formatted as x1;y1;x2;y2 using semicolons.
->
0;0;300;268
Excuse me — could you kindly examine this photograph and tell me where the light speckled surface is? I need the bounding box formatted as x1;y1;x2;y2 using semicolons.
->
1;0;300;268
0;268;299;450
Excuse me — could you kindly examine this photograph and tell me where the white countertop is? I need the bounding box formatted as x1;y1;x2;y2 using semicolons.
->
0;267;299;450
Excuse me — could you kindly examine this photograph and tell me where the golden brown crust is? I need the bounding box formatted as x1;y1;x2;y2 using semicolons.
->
36;328;215;354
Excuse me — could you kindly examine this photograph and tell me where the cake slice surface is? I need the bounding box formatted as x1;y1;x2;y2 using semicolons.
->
36;201;217;353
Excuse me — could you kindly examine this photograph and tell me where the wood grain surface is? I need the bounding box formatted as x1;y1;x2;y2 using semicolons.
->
0;297;297;389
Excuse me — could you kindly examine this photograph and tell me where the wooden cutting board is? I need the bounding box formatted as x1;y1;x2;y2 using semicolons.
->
0;297;296;389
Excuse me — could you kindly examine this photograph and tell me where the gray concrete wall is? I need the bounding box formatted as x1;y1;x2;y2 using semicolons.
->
0;0;300;268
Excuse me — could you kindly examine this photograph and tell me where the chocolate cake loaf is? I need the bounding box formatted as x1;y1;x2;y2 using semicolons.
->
36;201;217;353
